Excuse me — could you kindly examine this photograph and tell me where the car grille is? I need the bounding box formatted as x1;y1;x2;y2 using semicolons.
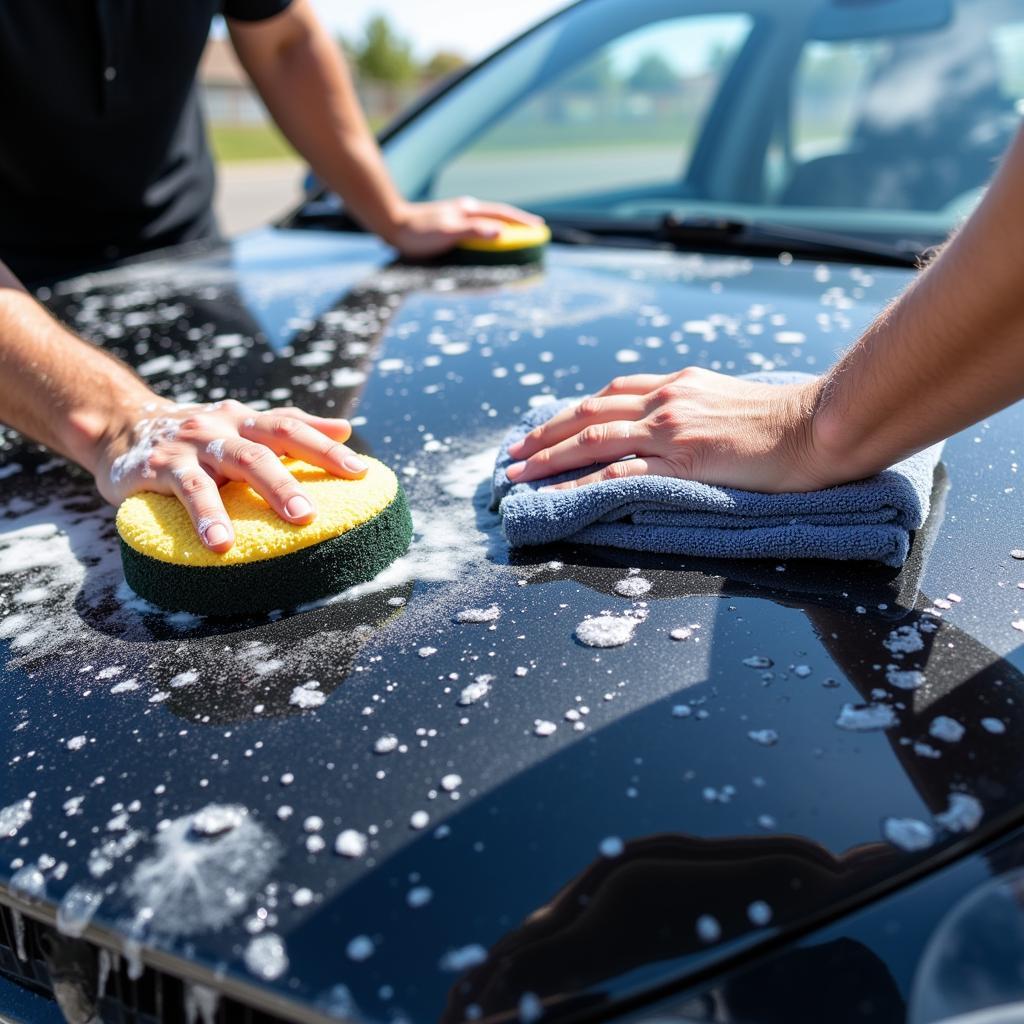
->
0;902;290;1024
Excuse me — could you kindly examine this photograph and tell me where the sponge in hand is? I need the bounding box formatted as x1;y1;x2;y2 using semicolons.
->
451;223;551;265
116;457;412;615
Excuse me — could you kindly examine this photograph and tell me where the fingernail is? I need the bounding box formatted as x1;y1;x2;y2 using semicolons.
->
506;461;526;479
204;522;230;547
286;495;313;519
343;455;368;474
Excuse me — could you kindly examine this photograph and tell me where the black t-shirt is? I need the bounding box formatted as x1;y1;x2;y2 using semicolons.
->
0;0;291;286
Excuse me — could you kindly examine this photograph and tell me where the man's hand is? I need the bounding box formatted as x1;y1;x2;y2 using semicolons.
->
505;367;831;494
92;399;368;552
388;197;543;260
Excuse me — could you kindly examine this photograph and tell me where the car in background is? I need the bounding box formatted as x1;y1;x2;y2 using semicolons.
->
2;1;1024;1023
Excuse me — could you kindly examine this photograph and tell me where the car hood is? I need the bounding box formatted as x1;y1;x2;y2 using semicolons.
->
1;229;1023;1023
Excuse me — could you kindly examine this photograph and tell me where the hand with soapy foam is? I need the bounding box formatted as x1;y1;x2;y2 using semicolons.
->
93;399;368;553
388;196;544;260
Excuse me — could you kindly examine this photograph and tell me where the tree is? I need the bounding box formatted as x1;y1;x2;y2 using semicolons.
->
557;51;617;94
423;50;467;81
355;14;417;85
628;52;679;93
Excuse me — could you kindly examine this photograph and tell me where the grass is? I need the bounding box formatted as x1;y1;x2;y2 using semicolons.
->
209;123;297;163
209;118;390;163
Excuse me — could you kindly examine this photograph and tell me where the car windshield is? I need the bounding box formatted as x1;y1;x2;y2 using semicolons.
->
348;0;1024;250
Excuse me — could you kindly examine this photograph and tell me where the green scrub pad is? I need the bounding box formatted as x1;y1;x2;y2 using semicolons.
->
450;223;550;265
116;457;412;615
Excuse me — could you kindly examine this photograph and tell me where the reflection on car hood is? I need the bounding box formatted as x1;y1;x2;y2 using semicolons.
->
1;229;1023;1023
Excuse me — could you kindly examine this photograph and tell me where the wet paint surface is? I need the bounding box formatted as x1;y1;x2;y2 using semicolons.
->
1;229;1023;1022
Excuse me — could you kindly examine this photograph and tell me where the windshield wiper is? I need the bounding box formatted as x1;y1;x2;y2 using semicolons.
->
546;214;923;268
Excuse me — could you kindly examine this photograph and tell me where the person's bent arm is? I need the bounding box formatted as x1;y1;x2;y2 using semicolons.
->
227;0;542;259
505;129;1024;493
0;264;367;550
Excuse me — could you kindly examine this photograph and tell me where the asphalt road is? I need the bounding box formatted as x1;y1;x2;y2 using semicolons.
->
214;160;305;236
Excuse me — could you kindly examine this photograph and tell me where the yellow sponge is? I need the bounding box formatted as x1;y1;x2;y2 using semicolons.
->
453;223;550;264
116;457;413;615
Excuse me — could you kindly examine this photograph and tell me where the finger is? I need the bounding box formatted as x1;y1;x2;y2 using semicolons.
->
209;438;317;525
539;456;677;492
239;414;368;479
508;396;646;460
168;462;235;552
454;216;504;242
464;201;544;226
258;408;353;444
595;373;679;398
505;421;648;484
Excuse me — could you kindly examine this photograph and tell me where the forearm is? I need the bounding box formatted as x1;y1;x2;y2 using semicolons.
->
813;130;1024;479
228;4;407;244
0;265;152;473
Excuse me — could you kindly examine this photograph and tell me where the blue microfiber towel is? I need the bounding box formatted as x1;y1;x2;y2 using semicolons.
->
492;373;944;567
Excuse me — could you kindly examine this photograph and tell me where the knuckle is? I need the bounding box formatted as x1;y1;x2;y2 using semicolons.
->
177;415;206;437
323;441;347;462
235;442;271;469
179;472;209;497
578;424;607;448
146;449;172;472
606;376;630;393
604;460;633;481
271;476;298;499
577;396;603;419
653;383;681;406
270;416;301;439
649;405;683;431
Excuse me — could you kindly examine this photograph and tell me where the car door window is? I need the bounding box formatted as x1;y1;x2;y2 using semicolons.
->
431;14;753;209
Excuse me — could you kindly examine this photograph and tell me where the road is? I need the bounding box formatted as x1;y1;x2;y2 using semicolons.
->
214;160;305;237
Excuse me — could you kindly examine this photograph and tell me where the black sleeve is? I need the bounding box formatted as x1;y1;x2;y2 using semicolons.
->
222;0;293;22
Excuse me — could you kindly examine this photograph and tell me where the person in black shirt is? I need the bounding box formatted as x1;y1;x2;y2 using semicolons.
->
0;0;540;285
0;0;541;551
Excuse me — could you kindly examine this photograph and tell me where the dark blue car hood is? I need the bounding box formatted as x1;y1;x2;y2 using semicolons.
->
1;229;1023;1023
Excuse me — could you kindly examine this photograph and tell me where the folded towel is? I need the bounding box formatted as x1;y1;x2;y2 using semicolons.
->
492;373;944;567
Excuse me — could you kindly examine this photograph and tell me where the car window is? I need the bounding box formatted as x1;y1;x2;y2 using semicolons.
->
791;40;890;165
992;21;1024;104
431;14;753;208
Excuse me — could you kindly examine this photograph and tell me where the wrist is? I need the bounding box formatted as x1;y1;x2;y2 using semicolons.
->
63;380;156;476
377;198;413;248
806;375;883;486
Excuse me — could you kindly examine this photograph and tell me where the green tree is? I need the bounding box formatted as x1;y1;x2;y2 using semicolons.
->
557;51;617;93
423;50;466;80
356;14;417;84
628;52;679;93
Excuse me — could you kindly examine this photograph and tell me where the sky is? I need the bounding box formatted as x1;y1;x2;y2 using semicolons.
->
306;0;568;60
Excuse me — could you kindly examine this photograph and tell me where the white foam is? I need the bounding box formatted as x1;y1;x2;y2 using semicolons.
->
696;914;721;943
244;934;289;981
835;703;898;731
614;577;651;599
346;935;375;961
882;817;934;851
125;805;278;936
439;944;487;971
0;798;32;838
334;829;368;858
575;614;641;648
936;792;983;834
929;716;964;742
458;677;491;706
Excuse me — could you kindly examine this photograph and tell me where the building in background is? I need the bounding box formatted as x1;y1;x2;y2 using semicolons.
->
197;19;466;132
